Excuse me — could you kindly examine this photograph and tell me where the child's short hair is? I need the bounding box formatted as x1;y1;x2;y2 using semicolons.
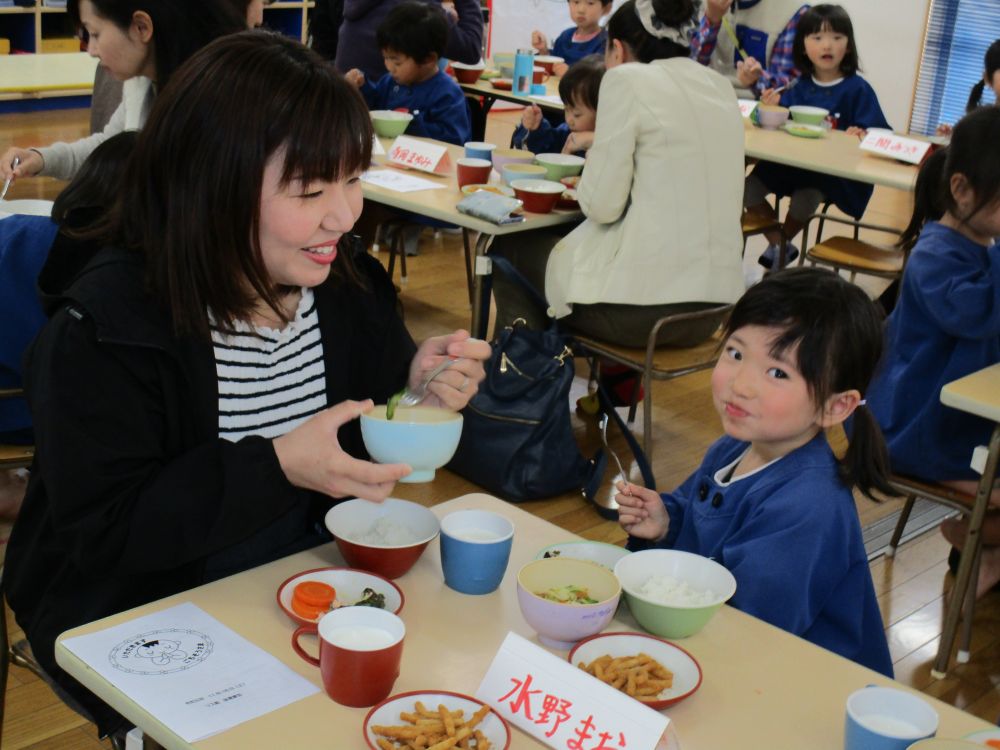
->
792;4;859;77
967;39;1000;112
724;267;892;499
376;1;448;64
557;55;605;111
574;0;613;8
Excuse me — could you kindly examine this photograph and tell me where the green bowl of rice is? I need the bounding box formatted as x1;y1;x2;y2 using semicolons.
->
613;549;736;638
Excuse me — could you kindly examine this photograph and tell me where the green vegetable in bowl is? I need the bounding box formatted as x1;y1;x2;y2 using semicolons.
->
537;585;598;604
354;587;386;609
386;389;405;420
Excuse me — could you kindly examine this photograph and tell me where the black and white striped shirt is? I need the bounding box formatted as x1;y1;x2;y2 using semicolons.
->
211;289;327;441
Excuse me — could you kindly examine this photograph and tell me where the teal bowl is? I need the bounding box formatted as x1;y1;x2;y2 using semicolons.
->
613;549;736;638
360;405;463;483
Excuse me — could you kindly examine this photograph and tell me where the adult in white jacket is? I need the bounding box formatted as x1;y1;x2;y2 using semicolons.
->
491;0;746;347
0;0;243;183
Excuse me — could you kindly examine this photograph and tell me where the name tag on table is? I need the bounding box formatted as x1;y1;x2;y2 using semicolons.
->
738;99;758;119
477;632;675;750
859;131;931;165
387;135;452;174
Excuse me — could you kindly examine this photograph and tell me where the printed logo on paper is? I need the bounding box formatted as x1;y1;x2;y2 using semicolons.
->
108;629;214;675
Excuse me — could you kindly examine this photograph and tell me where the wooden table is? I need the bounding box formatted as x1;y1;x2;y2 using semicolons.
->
364;136;581;337
743;121;918;192
0;52;98;98
934;364;1000;677
56;493;993;749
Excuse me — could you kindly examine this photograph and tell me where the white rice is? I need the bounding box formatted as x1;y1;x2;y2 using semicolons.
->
638;574;716;607
351;517;417;546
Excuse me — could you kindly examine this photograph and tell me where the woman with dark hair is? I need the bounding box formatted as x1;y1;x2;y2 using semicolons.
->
491;0;745;348
0;0;244;182
4;30;488;738
937;39;1000;136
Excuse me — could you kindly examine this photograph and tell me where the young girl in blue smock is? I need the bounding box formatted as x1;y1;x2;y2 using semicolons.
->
744;4;890;268
867;106;1000;596
617;268;895;677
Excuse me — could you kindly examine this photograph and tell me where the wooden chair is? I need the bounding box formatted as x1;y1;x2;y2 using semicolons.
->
885;474;979;666
571;304;733;458
798;205;908;283
0;389;33;472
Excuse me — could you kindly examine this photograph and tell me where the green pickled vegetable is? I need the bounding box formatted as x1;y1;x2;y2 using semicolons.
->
386;389;405;420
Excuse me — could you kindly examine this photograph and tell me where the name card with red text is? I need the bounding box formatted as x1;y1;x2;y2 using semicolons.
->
387;135;452;174
477;633;676;750
859;131;931;165
738;99;758;119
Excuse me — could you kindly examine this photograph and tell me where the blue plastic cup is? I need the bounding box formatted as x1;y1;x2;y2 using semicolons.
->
464;141;496;161
439;510;514;595
844;686;937;750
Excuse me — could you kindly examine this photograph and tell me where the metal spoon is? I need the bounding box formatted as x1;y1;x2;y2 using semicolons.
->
398;358;461;407
0;156;19;203
600;413;631;497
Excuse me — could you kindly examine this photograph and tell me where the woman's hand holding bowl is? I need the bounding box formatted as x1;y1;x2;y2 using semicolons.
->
408;330;490;411
273;400;411;502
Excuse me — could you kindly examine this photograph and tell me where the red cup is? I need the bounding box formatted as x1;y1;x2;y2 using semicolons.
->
456;157;493;189
292;607;405;707
532;66;548;84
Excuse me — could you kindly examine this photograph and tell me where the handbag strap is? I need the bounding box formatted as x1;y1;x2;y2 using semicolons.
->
489;254;552;318
582;382;657;503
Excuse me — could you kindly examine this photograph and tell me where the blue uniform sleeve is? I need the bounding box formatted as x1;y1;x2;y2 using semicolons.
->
408;82;471;145
361;74;393;109
719;477;860;638
525;121;570;154
549;28;577;60
845;78;890;131
909;240;1000;339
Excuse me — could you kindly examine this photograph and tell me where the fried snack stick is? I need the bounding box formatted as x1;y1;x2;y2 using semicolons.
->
439;704;457;736
427;728;471;750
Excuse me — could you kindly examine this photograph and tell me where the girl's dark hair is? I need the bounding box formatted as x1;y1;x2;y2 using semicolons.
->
792;4;860;77
967;39;1000;112
68;0;245;90
897;147;946;250
605;0;695;64
558;54;605;111
52;131;137;224
376;1;448;63
900;106;1000;248
112;30;373;337
723;267;893;499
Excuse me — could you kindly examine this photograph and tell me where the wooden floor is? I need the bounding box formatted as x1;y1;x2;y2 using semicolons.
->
1;106;997;748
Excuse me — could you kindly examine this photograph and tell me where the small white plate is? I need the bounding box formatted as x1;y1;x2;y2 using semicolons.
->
568;631;703;710
535;541;630;570
964;729;1000;746
364;690;511;749
275;567;403;627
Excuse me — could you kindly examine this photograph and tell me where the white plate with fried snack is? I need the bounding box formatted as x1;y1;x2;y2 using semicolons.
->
364;690;511;750
568;631;702;710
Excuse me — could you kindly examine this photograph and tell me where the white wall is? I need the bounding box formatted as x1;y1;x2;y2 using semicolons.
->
835;0;929;131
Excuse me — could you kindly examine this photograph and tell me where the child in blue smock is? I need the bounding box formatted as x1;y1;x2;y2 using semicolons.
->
531;0;611;75
867;107;1000;595
617;267;895;677
512;55;604;156
346;1;471;146
744;4;890;268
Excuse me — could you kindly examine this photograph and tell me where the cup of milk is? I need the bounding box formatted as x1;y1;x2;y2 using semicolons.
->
291;607;405;706
844;685;938;750
439;509;515;594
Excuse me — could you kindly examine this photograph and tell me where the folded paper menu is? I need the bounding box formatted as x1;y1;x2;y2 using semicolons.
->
456;191;525;225
61;602;318;742
362;169;446;193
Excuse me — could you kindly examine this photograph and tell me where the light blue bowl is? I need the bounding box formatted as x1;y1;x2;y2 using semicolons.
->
502;163;546;185
361;405;463;483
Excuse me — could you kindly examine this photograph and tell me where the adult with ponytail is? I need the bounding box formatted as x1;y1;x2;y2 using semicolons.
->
617;267;894;676
490;0;745;348
0;0;245;182
868;106;1000;596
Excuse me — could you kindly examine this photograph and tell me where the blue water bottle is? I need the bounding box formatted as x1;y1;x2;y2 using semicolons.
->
513;48;534;95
